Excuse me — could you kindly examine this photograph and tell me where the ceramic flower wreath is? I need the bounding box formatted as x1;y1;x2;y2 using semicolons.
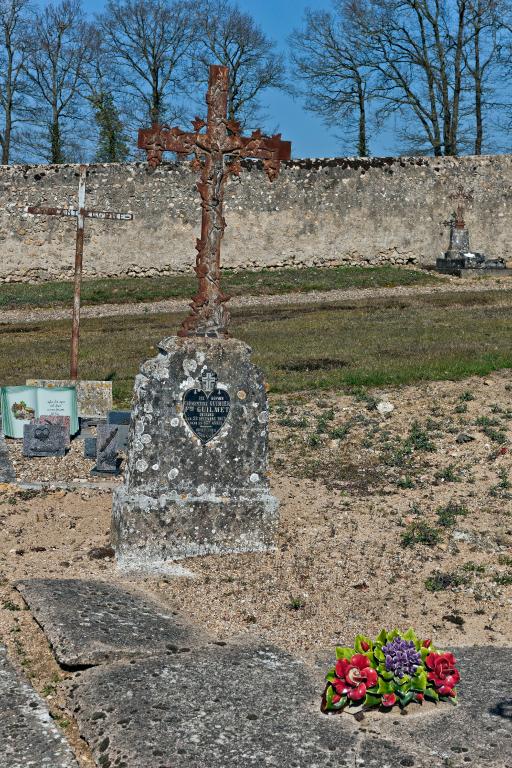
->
321;628;460;713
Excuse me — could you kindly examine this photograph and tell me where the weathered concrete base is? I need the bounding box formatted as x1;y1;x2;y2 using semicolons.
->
112;488;278;564
0;645;78;768
112;336;279;565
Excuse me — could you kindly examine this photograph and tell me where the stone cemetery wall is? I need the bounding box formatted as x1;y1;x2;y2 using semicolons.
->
1;154;511;282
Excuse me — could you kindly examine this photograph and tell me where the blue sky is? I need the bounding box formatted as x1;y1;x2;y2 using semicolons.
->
50;0;392;157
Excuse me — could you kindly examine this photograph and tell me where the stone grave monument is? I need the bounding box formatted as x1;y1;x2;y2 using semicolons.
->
112;64;291;567
436;186;511;276
23;423;68;457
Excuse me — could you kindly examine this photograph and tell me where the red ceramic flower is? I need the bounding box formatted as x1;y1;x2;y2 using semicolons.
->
425;652;460;697
381;693;397;707
333;654;378;701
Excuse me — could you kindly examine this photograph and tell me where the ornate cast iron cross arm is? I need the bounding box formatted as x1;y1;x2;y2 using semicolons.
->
138;64;291;339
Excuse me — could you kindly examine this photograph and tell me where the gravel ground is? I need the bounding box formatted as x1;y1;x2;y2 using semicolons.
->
1;273;511;324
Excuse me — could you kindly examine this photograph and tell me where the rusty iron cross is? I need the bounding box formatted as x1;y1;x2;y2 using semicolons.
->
25;165;133;379
138;64;291;338
449;185;473;230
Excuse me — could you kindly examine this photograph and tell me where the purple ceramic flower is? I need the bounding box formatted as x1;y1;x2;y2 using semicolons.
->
382;637;421;677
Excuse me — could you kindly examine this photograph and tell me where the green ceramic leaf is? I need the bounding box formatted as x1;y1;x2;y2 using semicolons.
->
363;693;381;708
424;688;439;702
376;628;388;645
326;672;336;683
325;685;334;709
411;669;427;691
399;691;414;707
354;634;373;654
335;647;355;660
378;678;395;694
386;628;400;642
374;647;386;662
332;695;347;710
403;627;420;649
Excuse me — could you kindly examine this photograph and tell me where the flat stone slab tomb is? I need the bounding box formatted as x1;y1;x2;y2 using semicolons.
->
15;579;512;768
16;578;202;667
0;645;78;768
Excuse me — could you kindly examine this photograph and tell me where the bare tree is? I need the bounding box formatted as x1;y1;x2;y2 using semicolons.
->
347;0;475;156
83;30;129;162
0;0;30;164
24;0;94;163
99;0;197;128
465;0;506;154
193;0;285;128
290;6;374;156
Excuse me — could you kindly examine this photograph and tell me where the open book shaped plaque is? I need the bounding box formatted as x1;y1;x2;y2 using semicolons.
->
0;385;78;439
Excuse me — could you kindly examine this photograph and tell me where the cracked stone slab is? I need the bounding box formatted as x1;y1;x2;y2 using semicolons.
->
0;433;15;482
0;645;78;768
67;643;360;768
16;578;203;668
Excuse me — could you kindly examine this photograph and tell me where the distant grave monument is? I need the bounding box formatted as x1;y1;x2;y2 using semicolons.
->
436;186;511;276
112;64;291;567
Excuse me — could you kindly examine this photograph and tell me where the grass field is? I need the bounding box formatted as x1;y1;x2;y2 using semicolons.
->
0;265;438;310
1;288;511;407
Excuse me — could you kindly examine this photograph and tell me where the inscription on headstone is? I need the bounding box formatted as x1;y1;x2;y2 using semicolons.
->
23;424;67;457
182;370;230;444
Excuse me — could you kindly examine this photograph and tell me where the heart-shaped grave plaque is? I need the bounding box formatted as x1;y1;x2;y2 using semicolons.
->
183;370;230;444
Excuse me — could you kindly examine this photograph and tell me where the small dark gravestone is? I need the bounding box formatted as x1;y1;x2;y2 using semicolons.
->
107;411;131;452
83;437;97;459
92;424;120;475
31;415;70;447
23;423;67;457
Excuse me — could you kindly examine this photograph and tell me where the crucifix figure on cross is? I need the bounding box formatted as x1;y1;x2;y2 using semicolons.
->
138;64;291;338
25;165;133;379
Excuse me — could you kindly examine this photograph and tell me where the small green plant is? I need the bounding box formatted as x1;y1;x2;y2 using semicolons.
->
482;426;507;444
454;403;468;414
2;600;21;611
401;521;442;547
278;416;309;428
406;422;436;452
425;571;468;592
434;464;461;483
476;415;500;427
436;501;468;528
493;573;512;586
316;409;335;434
397;475;415;489
330;424;352;440
460;561;485;574
288;596;306;610
498;554;512;566
460;391;475;402
308;433;321;447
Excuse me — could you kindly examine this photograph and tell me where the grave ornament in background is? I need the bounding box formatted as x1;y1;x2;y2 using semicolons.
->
23;423;67;457
25;166;133;379
112;64;290;567
436;185;511;276
92;424;120;475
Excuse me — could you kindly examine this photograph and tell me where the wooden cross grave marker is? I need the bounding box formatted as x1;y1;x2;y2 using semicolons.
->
138;64;291;338
25;164;133;379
